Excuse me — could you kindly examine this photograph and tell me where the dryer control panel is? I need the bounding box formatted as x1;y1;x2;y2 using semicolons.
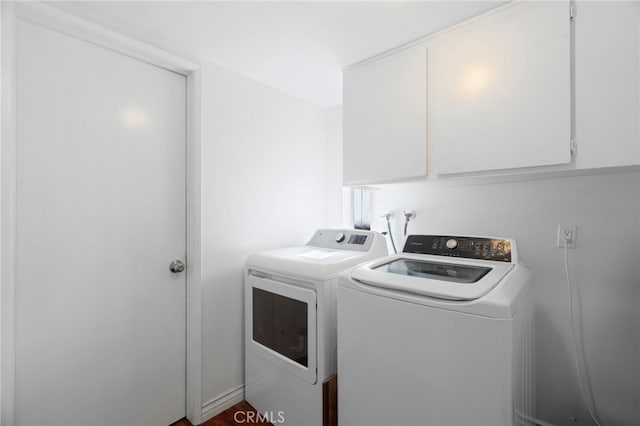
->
403;235;512;263
307;229;380;252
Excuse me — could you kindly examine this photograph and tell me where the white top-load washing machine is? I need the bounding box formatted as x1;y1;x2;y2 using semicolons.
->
245;229;387;425
338;234;534;426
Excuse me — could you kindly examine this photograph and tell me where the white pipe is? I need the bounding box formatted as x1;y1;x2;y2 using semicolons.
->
564;241;603;426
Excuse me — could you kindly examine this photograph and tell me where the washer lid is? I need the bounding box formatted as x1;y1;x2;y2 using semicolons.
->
351;254;514;301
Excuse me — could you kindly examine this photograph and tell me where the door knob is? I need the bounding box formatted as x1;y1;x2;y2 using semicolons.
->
169;259;185;273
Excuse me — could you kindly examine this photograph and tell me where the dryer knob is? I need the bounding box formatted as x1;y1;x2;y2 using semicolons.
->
446;239;458;249
335;232;346;243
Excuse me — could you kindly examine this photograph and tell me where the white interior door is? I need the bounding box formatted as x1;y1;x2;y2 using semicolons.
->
15;19;186;426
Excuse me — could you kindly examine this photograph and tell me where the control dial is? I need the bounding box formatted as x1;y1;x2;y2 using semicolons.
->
335;232;346;243
446;238;458;249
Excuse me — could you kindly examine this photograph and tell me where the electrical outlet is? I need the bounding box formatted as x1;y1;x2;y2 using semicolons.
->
557;225;577;248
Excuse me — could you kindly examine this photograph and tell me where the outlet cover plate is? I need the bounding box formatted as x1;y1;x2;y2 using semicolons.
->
556;225;577;248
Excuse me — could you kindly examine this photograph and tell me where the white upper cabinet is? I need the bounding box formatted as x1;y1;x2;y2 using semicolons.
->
427;1;572;175
342;0;638;184
343;44;427;185
573;0;640;168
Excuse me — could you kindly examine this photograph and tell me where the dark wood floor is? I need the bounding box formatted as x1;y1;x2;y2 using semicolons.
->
171;401;272;426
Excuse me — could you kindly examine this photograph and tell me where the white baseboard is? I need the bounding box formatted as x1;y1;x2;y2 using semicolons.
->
200;384;245;423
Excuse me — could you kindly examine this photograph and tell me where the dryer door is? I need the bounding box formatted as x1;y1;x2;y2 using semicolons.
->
246;274;317;384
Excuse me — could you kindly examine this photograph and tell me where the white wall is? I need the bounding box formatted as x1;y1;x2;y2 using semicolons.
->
0;1;4;417
368;171;640;426
324;106;345;228
200;61;332;408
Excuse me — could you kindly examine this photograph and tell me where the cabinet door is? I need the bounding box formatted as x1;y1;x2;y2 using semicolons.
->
343;44;427;184
428;1;571;175
574;0;640;168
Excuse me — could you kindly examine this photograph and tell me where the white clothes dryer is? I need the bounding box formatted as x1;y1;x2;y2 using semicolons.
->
338;234;534;426
245;229;387;425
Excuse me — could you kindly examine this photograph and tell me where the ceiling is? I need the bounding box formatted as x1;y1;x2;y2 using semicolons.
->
49;1;504;109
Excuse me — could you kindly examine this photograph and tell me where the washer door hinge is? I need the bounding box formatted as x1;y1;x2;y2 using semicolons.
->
570;3;576;20
570;138;577;155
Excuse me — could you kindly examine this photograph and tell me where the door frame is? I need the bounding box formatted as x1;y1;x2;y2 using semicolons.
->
1;2;204;425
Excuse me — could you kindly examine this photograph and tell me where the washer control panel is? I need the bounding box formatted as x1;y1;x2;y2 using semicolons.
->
403;235;512;262
307;229;375;252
